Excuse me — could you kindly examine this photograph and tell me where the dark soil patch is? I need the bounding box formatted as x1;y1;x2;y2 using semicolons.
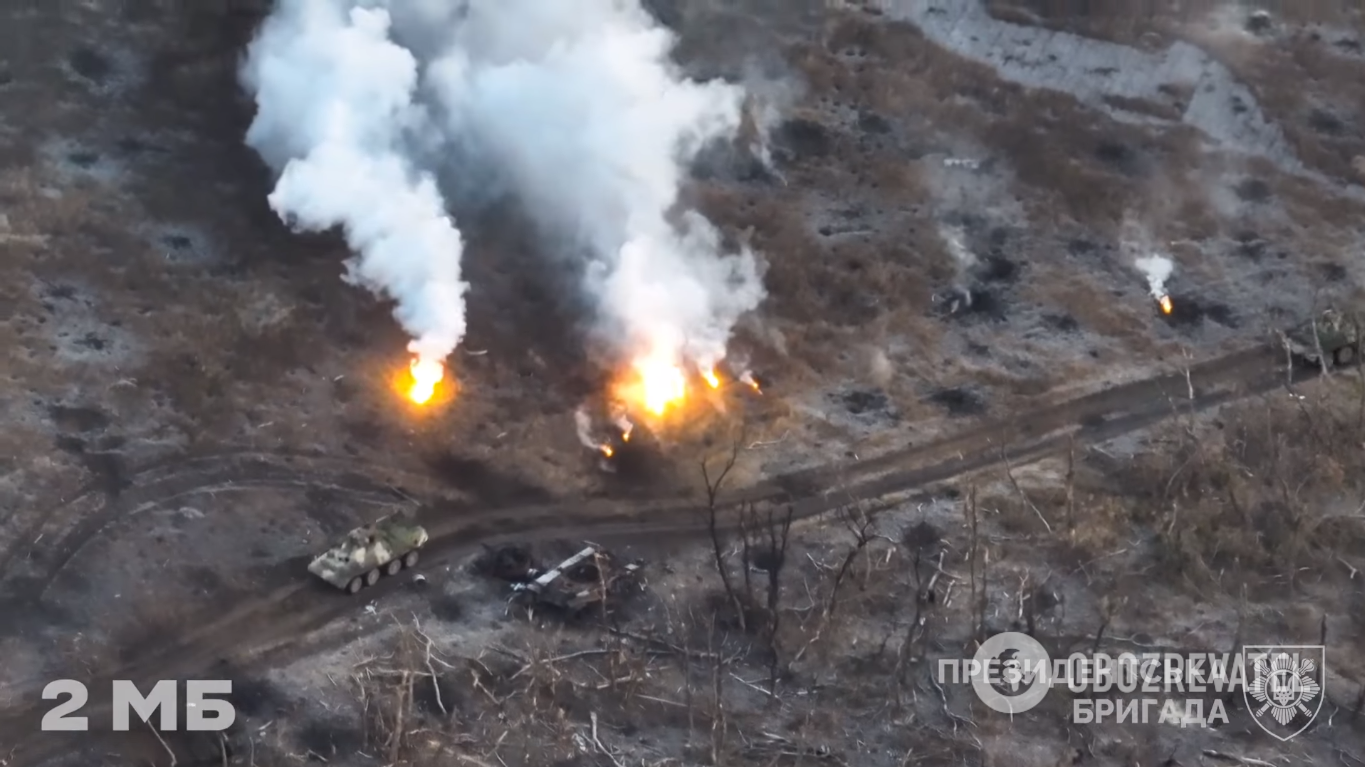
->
901;520;943;551
1234;177;1273;203
977;253;1019;283
933;286;1008;322
745;545;785;573
78;451;130;497
1307;107;1344;136
1233;232;1266;260
1043;313;1080;332
858;110;892;134
219;674;286;718
48;404;110;432
597;426;670;493
429;593;464;622
838;388;897;421
68;46;111;83
297;719;364;760
775;118;831;160
423;451;553;504
1093;140;1149;176
928;386;986;416
1162;293;1238;329
413;670;464;717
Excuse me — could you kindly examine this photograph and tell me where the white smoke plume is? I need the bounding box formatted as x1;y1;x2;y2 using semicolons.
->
424;0;765;380
242;0;766;395
1134;254;1174;300
240;0;469;365
573;406;598;450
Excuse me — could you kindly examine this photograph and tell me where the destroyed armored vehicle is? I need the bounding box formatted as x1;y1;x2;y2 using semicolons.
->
1281;308;1360;369
308;512;428;594
509;544;642;614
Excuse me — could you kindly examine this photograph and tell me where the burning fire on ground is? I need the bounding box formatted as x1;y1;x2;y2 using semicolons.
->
575;350;764;463
394;355;450;408
1134;254;1176;317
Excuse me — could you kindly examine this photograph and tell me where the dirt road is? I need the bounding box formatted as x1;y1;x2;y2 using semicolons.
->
0;341;1317;763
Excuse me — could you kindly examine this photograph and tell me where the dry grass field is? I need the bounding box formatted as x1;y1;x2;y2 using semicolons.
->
0;0;1363;765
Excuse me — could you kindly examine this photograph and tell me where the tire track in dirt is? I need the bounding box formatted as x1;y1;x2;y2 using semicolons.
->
0;343;1321;762
0;343;1275;603
0;451;506;600
0;449;459;584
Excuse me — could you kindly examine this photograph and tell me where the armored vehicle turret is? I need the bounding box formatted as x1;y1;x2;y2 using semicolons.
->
1281;308;1360;369
308;512;428;594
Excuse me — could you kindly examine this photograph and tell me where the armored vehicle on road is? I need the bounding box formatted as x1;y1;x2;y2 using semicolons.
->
1281;308;1360;369
308;512;428;594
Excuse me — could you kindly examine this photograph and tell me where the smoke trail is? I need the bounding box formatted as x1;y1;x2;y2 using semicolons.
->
1135;254;1174;300
424;0;766;378
240;0;469;365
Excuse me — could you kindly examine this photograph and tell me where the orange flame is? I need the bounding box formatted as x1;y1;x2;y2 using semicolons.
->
703;369;721;389
1159;295;1173;315
740;371;762;395
407;357;445;405
600;444;614;458
619;352;687;417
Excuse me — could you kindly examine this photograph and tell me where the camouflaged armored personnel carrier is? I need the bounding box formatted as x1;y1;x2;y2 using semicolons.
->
308;512;429;594
1281;308;1360;369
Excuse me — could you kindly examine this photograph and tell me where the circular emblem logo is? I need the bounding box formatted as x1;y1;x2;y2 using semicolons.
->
971;632;1052;714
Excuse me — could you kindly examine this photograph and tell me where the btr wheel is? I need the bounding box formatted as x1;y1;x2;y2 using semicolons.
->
385;559;402;576
1334;345;1355;367
365;568;380;586
403;551;420;569
347;576;364;594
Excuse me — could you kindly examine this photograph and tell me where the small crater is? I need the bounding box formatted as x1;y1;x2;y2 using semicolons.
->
934;286;1007;322
1307;108;1343;136
1234;177;1272;203
1043;313;1079;332
857;110;891;134
55;436;86;453
48;404;109;432
161;234;193;251
413;670;461;716
1094;141;1145;176
928;386;986;416
1067;239;1096;256
977;253;1018;283
1244;11;1272;34
840;388;891;416
68;46;112;83
430;594;464;622
67;151;99;168
81;451;129;497
901;520;943;551
44;283;77;300
1318;262;1347;282
745;546;785;573
1233;232;1265;260
76;333;106;350
775;118;831;160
